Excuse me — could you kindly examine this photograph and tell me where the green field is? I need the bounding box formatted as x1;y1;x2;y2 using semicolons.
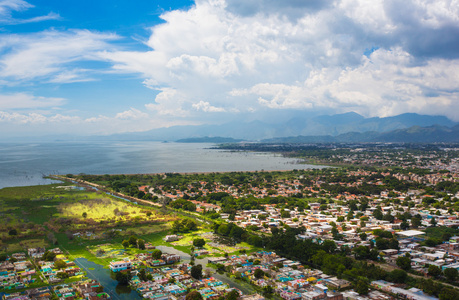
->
0;183;175;259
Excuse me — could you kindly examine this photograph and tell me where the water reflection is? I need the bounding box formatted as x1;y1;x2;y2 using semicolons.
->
74;258;140;300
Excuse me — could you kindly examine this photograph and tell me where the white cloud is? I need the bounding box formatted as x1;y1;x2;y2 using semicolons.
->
0;93;65;109
0;29;118;82
0;0;60;25
145;88;189;117
1;0;459;138
0;0;32;17
240;48;459;120
192;101;226;112
0;111;80;124
115;108;149;120
99;0;459;121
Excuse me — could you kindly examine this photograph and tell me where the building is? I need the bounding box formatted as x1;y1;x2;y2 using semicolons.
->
109;259;132;272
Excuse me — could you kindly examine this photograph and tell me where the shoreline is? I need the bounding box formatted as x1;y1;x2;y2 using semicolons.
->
50;165;329;178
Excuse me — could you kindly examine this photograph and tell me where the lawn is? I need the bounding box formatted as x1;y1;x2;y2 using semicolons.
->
1;238;48;254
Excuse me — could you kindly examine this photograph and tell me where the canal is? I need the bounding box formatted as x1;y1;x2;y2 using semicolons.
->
156;246;257;295
75;246;257;299
75;258;141;300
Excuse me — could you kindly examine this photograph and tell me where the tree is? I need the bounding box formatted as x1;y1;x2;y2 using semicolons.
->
254;268;265;279
388;238;399;250
191;264;203;279
54;259;67;269
411;216;422;228
152;249;162;259
353;246;370;260
57;272;69;279
263;285;273;295
430;217;437;226
444;268;458;281
396;255;411;271
375;237;389;250
226;290;239;300
8;228;18;236
428;265;442;278
439;287;459;300
138;239;145;250
354;279;369;295
387;269;407;283
322;240;337;254
400;220;409;230
218;224;230;236
138;269;148;281
122;240;129;249
128;235;137;246
280;210;290;218
42;251;56;261
359;232;367;241
186;291;203;300
115;271;132;285
82;212;87;218
193;238;206;248
373;208;383;220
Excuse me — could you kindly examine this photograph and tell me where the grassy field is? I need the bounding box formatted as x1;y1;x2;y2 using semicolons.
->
0;183;176;258
58;197;157;221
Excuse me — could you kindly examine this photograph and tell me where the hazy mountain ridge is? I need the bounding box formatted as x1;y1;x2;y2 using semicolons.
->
262;124;459;143
105;112;457;141
176;137;244;143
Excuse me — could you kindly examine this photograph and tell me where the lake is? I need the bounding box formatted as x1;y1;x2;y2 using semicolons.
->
0;141;326;189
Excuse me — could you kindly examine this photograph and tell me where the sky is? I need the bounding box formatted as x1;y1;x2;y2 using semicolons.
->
0;0;458;137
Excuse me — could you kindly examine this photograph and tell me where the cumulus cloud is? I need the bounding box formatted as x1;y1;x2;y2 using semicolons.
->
2;0;459;138
192;101;226;112
115;108;149;120
99;0;459;121
145;88;190;117
225;0;334;19
237;48;459;120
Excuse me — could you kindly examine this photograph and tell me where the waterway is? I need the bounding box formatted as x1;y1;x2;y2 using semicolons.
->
74;258;141;300
156;246;256;295
74;245;256;299
0;141;326;189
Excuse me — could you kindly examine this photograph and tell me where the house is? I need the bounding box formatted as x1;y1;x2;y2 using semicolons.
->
161;254;181;264
302;291;325;300
109;259;132;272
27;248;45;258
164;235;180;242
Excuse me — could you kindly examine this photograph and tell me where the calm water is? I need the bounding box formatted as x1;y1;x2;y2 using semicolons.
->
76;247;255;298
0;141;325;189
75;258;141;300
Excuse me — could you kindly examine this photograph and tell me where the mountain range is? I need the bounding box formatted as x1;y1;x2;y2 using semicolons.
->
261;124;459;143
104;112;458;142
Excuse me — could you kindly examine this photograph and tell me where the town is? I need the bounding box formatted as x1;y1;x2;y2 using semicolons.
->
1;144;459;300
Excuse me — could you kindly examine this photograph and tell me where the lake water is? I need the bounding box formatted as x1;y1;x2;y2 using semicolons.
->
0;141;325;189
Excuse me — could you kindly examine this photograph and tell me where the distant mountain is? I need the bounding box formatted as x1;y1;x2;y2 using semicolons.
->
96;112;457;142
176;137;244;143
262;125;459;143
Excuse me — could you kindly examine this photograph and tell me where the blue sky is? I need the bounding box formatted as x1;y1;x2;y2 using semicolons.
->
1;0;458;137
